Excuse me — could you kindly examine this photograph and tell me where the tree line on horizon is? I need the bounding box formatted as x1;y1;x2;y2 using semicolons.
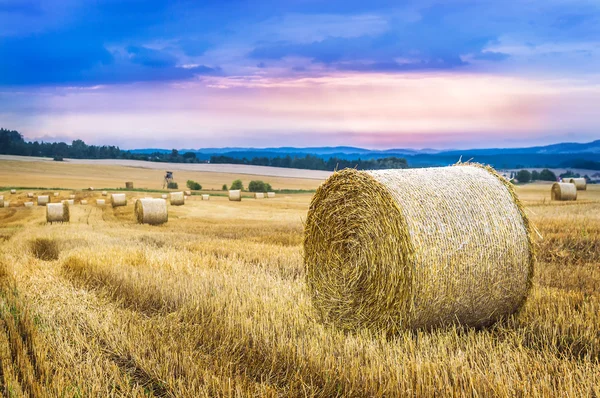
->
0;128;409;171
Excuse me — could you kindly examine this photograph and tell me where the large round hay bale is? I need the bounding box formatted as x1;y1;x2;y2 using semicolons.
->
229;190;241;201
304;165;534;333
565;177;586;190
10;189;16;194
551;182;577;201
37;195;49;206
111;193;127;207
27;192;34;198
102;191;107;196
135;198;168;225
46;202;70;223
24;202;34;208
267;192;275;198
96;199;105;206
202;194;210;200
254;192;265;199
125;181;134;189
170;192;185;206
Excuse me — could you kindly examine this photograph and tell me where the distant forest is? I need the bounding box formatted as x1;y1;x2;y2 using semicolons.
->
0;128;409;171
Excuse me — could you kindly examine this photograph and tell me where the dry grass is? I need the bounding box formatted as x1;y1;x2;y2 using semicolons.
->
0;181;598;396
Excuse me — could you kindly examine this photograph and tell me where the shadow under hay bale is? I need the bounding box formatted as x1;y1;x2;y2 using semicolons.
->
30;238;60;261
47;202;70;223
304;164;534;334
229;190;241;201
135;198;168;225
551;182;577;201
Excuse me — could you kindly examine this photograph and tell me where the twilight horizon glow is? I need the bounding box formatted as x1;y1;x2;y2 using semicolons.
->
1;0;599;149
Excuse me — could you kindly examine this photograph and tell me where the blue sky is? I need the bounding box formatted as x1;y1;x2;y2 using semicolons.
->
0;0;599;149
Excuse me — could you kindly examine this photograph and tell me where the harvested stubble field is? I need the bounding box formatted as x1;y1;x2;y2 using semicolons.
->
0;168;599;396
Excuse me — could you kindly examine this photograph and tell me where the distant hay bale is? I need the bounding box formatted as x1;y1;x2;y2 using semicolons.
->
37;195;49;206
254;192;265;199
24;202;34;208
135;198;168;225
125;181;134;189
27;192;34;198
89;187;94;191
304;164;534;333
267;192;275;198
565;177;586;190
161;194;168;199
229;190;241;201
53;192;59;197
111;193;127;207
170;192;185;206
3;201;9;207
62;199;74;205
46;202;70;223
81;200;88;205
96;199;106;206
202;194;210;200
69;194;75;199
10;189;16;194
551;182;577;201
102;191;107;196
184;190;192;196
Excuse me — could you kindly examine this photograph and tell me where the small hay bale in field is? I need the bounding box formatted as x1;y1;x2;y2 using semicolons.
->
3;201;9;207
89;187;94;191
46;202;70;223
69;194;75;199
229;190;241;201
37;195;49;206
267;192;275;198
184;190;191;196
53;192;59;197
135;198;168;225
62;199;74;205
102;191;107;196
81;200;88;205
24;202;34;208
96;199;105;206
10;189;16;194
27;192;34;198
0;195;3;203
202;194;210;200
551;182;577;201
111;193;127;207
170;192;185;206
161;194;168;199
125;181;134;189
566;177;586;190
254;192;265;199
304;164;534;333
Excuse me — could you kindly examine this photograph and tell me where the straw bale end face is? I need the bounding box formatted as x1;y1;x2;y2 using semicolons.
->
304;165;534;334
111;193;127;207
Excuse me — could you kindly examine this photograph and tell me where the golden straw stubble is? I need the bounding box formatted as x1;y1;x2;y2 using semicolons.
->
304;164;534;334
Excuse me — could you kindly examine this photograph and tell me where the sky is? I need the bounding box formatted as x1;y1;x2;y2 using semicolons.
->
0;0;599;150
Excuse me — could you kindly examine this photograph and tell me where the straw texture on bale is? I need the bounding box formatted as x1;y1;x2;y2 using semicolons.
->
10;189;16;194
551;182;577;201
161;194;168;199
170;191;185;206
267;192;275;198
111;193;127;207
229;190;241;201
46;202;70;223
27;192;34;198
81;200;88;205
102;191;107;196
24;202;34;208
202;194;210;200
254;192;265;199
135;198;168;225
125;181;134;189
37;195;49;206
566;177;586;190
96;199;105;206
304;164;534;333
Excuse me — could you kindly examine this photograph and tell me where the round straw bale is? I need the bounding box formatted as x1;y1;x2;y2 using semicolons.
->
96;199;105;206
3;201;9;207
161;194;168;199
202;194;210;200
46;202;70;223
304;164;534;333
267;192;275;198
229;190;241;201
37;195;49;206
565;177;586;190
102;191;107;196
10;189;16;194
111;193;127;207
89;187;94;191
69;194;75;199
53;192;59;197
125;181;134;189
27;192;34;198
184;190;192;196
170;192;185;206
551;182;577;201
135;198;168;225
81;200;88;205
254;192;265;199
24;202;34;208
62;199;74;205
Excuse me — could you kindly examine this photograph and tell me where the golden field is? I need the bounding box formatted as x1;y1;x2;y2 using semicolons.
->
0;161;599;397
